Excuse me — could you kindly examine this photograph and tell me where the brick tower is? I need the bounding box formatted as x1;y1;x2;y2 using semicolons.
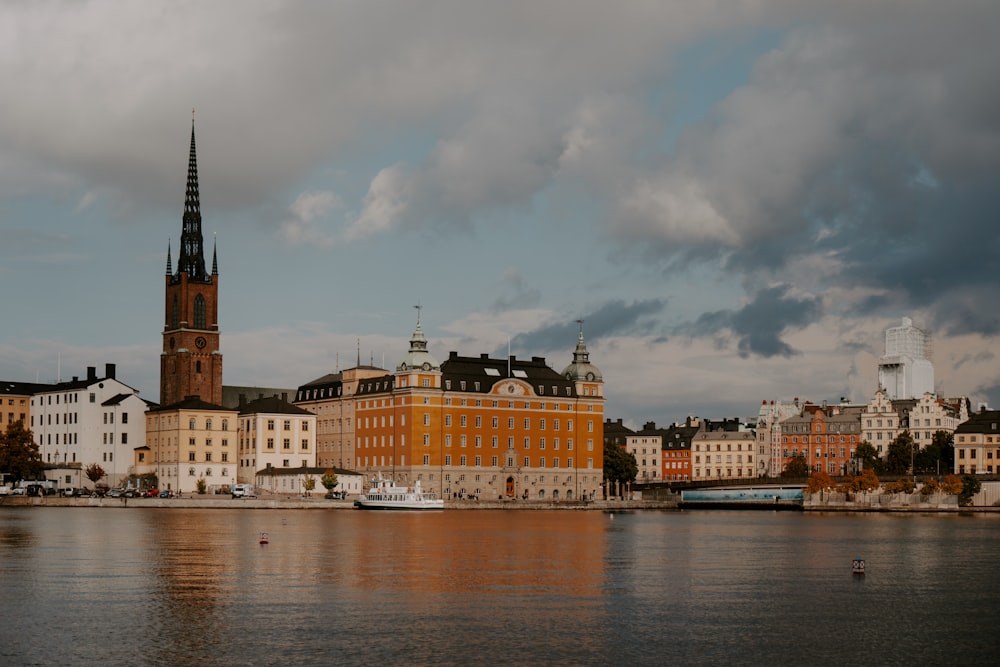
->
159;119;222;406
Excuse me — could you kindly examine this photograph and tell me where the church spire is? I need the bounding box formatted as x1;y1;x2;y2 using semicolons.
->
211;233;218;276
176;113;209;282
165;239;172;276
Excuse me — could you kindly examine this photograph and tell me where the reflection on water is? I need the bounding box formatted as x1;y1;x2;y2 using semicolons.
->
2;508;999;666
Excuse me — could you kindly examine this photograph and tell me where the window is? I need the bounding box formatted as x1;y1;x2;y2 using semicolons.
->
445;415;452;427
194;294;206;329
283;439;291;449
423;455;430;465
267;438;274;449
460;455;467;466
122;413;128;424
189;452;196;461
283;420;291;431
424;413;431;426
267;420;275;430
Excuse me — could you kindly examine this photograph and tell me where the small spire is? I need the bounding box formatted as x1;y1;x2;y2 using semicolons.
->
211;233;218;276
166;239;172;275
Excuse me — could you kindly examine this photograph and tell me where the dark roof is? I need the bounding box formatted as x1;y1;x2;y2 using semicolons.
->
355;374;395;396
222;385;296;410
955;409;1000;434
239;395;313;416
603;418;635;436
147;395;233;413
1;381;54;396
295;373;344;402
101;393;137;407
440;352;578;397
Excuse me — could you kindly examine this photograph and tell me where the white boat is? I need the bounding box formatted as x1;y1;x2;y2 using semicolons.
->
354;478;444;510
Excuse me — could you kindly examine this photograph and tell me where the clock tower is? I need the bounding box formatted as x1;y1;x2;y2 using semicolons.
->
159;119;223;406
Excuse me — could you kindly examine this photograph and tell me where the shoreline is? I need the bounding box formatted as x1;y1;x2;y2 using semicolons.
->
5;495;1000;512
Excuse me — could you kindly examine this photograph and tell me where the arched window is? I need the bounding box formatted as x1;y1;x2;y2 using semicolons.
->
194;294;206;329
171;295;180;328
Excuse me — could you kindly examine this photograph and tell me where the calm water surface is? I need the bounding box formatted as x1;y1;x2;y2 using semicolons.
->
1;507;998;666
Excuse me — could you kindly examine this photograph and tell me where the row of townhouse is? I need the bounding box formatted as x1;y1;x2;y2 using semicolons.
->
623;417;755;483
612;388;982;484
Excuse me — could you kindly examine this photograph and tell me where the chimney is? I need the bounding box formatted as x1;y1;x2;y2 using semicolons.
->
87;366;96;382
105;363;116;379
239;394;246;408
281;392;288;402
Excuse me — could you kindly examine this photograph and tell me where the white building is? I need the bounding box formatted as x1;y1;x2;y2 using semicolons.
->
756;399;803;477
238;394;317;486
31;364;149;488
878;317;934;400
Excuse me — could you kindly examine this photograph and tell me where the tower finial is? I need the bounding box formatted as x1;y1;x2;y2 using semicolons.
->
166;239;172;275
176;117;208;281
212;232;218;276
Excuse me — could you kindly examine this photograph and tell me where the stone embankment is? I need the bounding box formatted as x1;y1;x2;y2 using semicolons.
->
0;495;679;511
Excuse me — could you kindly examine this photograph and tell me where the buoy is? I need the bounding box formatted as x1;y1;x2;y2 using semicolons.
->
852;558;865;575
259;532;269;545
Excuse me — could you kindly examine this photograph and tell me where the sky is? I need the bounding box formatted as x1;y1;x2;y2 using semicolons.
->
2;0;999;428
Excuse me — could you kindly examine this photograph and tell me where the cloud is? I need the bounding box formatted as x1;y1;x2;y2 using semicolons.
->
492;269;541;313
507;299;666;356
675;284;822;358
280;190;342;245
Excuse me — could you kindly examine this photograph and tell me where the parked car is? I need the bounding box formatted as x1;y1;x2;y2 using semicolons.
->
73;488;92;498
106;488;124;498
11;487;27;495
145;489;160;498
159;490;174;498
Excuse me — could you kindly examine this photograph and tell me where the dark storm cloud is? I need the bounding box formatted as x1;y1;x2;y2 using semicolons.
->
501;298;665;356
674;285;821;358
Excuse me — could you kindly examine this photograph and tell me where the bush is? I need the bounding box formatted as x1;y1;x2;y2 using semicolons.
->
919;479;940;496
885;478;916;494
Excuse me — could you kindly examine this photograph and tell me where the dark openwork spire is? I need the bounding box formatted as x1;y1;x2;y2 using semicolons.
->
211;233;218;276
175;115;209;282
166;239;172;275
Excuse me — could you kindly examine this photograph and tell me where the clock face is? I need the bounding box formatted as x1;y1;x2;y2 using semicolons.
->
195;336;207;350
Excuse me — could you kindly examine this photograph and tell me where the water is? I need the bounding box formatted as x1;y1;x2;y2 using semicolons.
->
1;508;998;666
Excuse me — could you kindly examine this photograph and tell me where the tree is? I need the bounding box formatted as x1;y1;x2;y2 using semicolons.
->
0;421;43;482
854;441;881;474
959;474;982;506
915;430;954;474
85;464;106;486
196;478;207;494
782;454;809;478
853;469;880;493
884;478;915;494
806;471;835;493
919;479;941;496
885;431;917;476
940;474;963;495
321;470;339;498
603;444;637;490
303;475;316;497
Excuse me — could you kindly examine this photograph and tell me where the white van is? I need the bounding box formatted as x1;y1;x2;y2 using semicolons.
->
231;484;255;498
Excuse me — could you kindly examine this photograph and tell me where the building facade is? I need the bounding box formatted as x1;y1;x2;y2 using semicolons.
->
302;317;605;501
954;409;1000;475
878;317;933;400
237;395;317;484
30;364;148;488
146;396;238;493
861;388;969;454
692;425;756;481
756;399;803;477
780;406;861;475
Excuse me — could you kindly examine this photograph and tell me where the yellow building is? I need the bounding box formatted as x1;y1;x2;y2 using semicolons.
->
146;396;238;493
297;317;605;501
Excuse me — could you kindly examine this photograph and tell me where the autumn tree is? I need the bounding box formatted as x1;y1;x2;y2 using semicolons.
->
919;479;941;496
603;444;637;489
321;470;339;498
806;471;835;493
782;454;809;478
885;431;917;476
302;475;316;497
0;420;43;482
884;478;916;494
940;474;963;495
85;463;106;486
853;469;880;493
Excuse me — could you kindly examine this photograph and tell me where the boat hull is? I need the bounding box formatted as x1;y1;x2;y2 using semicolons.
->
354;499;444;510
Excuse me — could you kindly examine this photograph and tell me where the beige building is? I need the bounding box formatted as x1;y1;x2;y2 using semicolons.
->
146;396;238;493
237;395;317;484
862;388;969;454
293;365;386;470
692;428;756;481
626;422;666;482
954;408;1000;475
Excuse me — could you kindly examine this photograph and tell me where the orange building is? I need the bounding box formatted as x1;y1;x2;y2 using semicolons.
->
297;317;605;501
779;404;861;475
